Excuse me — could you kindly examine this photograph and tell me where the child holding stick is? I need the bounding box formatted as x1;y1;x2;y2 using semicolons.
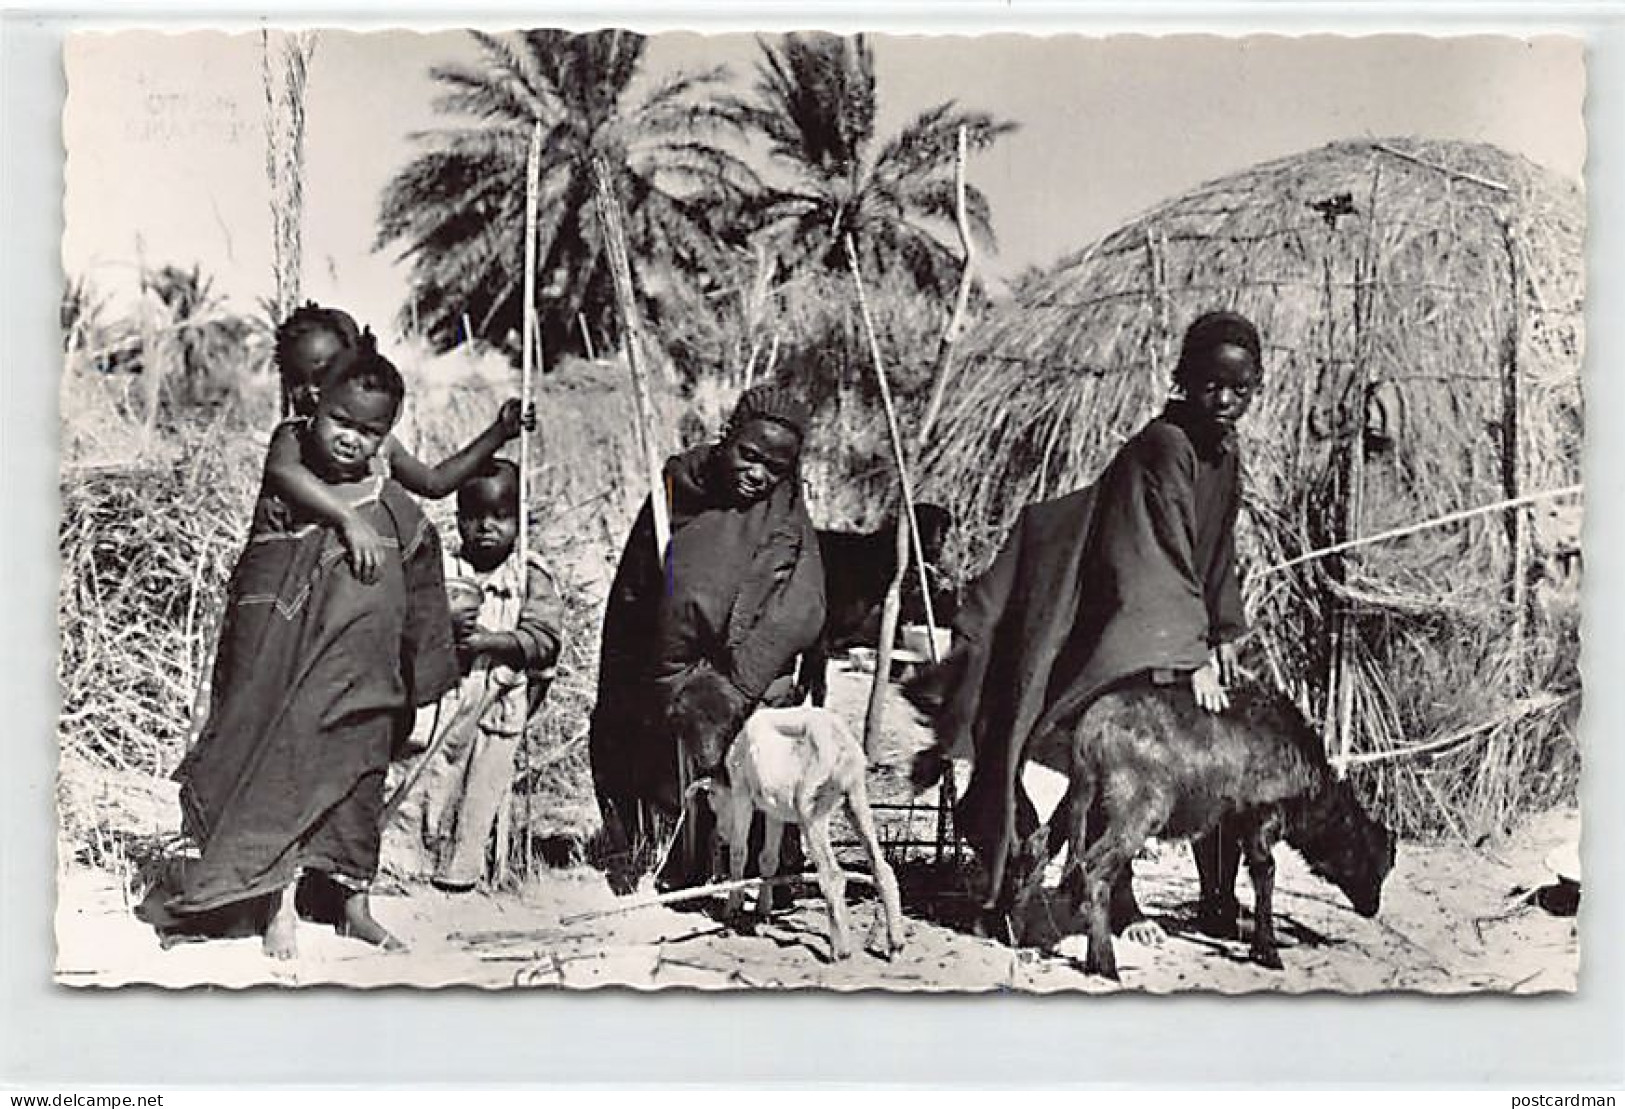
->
388;459;564;890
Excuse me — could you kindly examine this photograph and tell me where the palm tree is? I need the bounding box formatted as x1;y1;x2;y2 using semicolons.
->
727;33;1017;296
376;29;757;365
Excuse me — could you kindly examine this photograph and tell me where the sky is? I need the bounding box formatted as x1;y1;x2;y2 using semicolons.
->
62;29;1585;339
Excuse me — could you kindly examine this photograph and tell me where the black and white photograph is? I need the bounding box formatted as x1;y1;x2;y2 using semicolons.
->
55;26;1585;994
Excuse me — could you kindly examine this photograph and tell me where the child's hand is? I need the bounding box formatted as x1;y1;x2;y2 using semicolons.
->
1214;641;1241;686
452;606;481;641
456;628;495;670
496;398;537;441
340;515;385;584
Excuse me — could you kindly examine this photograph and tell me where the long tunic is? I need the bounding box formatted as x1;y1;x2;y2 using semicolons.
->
923;400;1246;896
589;445;825;842
160;472;459;918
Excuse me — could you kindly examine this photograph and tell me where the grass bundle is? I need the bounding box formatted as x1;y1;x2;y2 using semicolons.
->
919;138;1583;842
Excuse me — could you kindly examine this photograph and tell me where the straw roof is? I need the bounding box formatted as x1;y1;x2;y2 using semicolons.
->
919;138;1584;835
926;137;1582;588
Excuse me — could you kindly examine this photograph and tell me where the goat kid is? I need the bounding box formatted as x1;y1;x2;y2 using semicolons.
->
1014;679;1395;980
671;670;906;961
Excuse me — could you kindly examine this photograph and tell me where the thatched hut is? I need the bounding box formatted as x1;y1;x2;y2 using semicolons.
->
921;138;1583;839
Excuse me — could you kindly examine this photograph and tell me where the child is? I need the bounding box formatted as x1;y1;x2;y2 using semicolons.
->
907;310;1263;943
397;459;564;891
145;342;461;958
266;303;533;583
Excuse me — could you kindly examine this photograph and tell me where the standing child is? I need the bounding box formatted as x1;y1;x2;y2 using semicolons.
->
145;342;461;958
907;310;1264;943
265;303;533;583
393;459;564;891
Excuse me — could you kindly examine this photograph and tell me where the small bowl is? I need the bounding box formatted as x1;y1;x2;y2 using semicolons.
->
900;624;952;660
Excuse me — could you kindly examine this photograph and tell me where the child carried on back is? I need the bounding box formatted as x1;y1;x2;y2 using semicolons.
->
263;303;533;583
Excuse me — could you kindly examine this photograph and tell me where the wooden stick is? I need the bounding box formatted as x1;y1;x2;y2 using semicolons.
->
558;870;877;928
508;120;544;884
1371;141;1509;193
920;126;977;454
519;120;541;597
1500;215;1529;679
1330;691;1574;772
592;159;670;556
577;311;596;361
846;234;940;755
379;702;447;828
1264;484;1583;575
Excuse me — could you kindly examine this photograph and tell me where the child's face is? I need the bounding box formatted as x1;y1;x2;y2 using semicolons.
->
284;328;348;416
1185;342;1260;431
309;381;397;482
457;481;520;565
717;418;800;506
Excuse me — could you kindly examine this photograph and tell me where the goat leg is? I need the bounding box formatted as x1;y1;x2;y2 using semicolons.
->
846;786;905;958
756;817;784;920
1076;819;1160;981
1192;815;1244;939
723;794;754;925
1245;815;1284;970
1060;773;1120;980
799;646;829;708
803;814;853;961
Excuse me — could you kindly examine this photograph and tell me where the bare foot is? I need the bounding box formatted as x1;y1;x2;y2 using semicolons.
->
339;892;405;951
264;885;299;961
1121;918;1167;947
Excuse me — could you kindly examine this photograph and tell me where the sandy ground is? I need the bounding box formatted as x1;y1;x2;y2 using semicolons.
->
55;665;1581;994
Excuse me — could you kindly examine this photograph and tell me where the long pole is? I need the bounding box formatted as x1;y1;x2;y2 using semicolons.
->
593;158;677;859
511;119;542;883
520;121;541;587
593;159;670;555
846;235;939;756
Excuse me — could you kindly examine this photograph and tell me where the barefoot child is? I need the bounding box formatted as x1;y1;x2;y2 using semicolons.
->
145;342;461;958
266;303;533;583
392;459;564;891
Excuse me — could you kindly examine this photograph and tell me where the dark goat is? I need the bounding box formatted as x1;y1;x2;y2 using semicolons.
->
797;503;956;707
1013;678;1396;980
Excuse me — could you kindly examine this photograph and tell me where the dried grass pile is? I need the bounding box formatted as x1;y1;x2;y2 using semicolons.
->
920;139;1583;841
58;340;684;883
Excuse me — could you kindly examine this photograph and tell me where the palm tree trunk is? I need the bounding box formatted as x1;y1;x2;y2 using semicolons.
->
262;30;317;415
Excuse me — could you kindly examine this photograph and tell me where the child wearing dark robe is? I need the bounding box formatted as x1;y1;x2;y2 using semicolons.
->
589;384;826;895
144;342;461;958
908;310;1265;943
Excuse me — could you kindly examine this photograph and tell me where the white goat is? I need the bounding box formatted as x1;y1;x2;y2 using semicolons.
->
691;704;906;961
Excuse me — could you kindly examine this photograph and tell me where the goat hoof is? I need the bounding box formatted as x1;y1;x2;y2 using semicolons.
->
1083;959;1121;982
971;909;1012;944
1251;947;1284;971
1196;910;1242;941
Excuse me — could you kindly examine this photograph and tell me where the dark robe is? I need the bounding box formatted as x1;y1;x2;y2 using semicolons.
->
589;445;826;867
147;474;459;925
915;400;1246;903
